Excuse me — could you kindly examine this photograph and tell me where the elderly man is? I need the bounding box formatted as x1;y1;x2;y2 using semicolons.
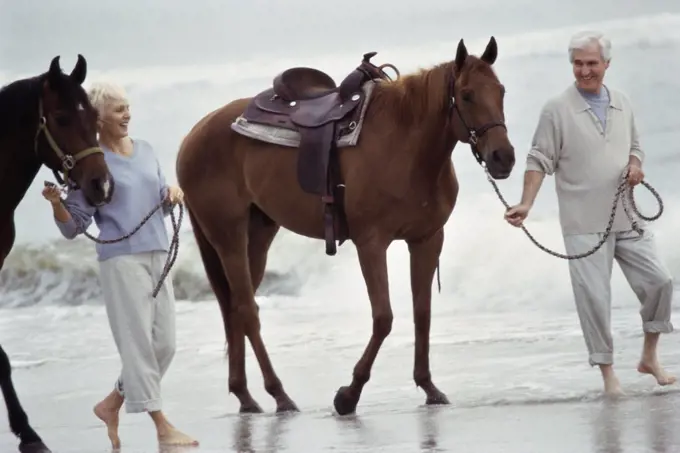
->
504;31;675;396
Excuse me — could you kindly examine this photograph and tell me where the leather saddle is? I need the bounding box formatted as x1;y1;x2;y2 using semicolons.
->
272;67;337;101
239;52;399;256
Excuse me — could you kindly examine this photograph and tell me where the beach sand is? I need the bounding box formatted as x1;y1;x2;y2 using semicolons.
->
4;392;680;453
1;301;679;453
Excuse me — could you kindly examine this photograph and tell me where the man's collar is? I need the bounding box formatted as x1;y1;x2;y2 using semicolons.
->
566;82;623;111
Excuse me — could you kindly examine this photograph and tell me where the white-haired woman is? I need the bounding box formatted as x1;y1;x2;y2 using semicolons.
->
41;81;198;448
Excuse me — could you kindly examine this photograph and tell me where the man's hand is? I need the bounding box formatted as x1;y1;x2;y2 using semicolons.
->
627;164;644;186
504;203;531;227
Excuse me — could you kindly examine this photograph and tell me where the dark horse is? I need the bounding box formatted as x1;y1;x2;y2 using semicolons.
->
177;37;515;415
0;56;114;452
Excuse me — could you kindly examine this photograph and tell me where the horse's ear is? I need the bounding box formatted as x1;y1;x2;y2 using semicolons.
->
70;54;87;85
46;56;62;89
481;36;498;65
455;39;468;71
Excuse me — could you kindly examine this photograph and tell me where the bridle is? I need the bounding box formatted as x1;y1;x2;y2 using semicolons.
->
447;68;507;167
34;97;104;188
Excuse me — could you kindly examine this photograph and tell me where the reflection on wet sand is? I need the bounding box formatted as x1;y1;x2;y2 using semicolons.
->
211;392;680;453
590;391;679;453
418;406;446;453
335;413;374;449
222;404;449;453
592;400;623;453
643;394;675;453
3;390;680;452
232;413;294;453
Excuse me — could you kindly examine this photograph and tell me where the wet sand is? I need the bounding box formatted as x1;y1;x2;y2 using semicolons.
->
1;301;679;452
2;391;680;452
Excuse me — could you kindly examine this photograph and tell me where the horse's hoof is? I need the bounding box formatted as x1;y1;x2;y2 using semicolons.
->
425;389;450;406
276;397;300;413
334;386;358;416
19;441;52;453
239;401;264;414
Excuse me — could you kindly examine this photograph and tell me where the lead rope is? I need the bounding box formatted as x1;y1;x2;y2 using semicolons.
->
482;165;663;260
54;184;184;297
82;202;184;297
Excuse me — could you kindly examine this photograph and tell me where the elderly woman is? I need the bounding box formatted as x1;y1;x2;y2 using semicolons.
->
41;81;198;449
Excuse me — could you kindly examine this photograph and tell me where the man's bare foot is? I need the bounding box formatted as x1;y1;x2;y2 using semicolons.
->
93;401;121;449
603;374;625;397
638;360;677;386
158;426;199;447
600;365;625;398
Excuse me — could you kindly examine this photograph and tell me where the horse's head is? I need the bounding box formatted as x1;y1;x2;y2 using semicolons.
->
451;37;515;180
37;55;114;206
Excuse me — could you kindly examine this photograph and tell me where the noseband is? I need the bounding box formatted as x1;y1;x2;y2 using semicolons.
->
448;72;507;166
34;98;104;187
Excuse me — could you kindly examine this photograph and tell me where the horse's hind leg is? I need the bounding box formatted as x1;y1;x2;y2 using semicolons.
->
407;229;449;405
0;220;51;452
333;239;393;415
189;204;296;413
247;206;280;292
1;345;51;453
187;207;262;413
247;206;298;412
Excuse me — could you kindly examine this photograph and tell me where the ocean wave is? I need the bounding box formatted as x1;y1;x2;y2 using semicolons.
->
0;229;315;308
6;184;675;309
466;386;680;409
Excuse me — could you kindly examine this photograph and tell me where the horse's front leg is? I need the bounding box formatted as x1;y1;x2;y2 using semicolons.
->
407;229;449;405
334;239;393;415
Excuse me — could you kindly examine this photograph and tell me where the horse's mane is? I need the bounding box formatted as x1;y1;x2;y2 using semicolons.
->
0;75;46;143
370;56;498;125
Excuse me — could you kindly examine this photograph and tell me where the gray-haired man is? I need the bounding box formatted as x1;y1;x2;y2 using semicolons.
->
505;31;675;396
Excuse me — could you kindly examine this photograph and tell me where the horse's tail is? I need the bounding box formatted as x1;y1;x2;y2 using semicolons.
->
186;206;232;357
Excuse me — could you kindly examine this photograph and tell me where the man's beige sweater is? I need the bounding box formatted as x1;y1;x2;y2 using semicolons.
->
526;83;645;235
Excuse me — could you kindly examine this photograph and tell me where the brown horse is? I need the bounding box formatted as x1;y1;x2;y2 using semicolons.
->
0;55;114;452
176;37;515;416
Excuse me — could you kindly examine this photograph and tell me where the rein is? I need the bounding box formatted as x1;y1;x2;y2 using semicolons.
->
82;201;184;297
480;164;663;259
50;181;184;298
47;186;184;300
445;69;664;260
432;69;508;292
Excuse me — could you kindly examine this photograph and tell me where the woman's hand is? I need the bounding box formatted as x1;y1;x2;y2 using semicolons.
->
165;185;184;205
42;184;62;204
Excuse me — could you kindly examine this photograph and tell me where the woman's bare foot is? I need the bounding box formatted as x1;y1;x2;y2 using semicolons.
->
158;426;200;447
638;360;677;386
93;393;122;449
150;410;199;447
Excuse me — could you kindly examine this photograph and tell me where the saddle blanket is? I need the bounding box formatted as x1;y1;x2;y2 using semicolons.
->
230;80;377;148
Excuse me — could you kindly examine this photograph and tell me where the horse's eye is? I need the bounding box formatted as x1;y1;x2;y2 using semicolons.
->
460;89;473;102
54;114;70;127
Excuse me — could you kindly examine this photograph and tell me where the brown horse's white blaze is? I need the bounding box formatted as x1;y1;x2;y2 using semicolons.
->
177;36;515;416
